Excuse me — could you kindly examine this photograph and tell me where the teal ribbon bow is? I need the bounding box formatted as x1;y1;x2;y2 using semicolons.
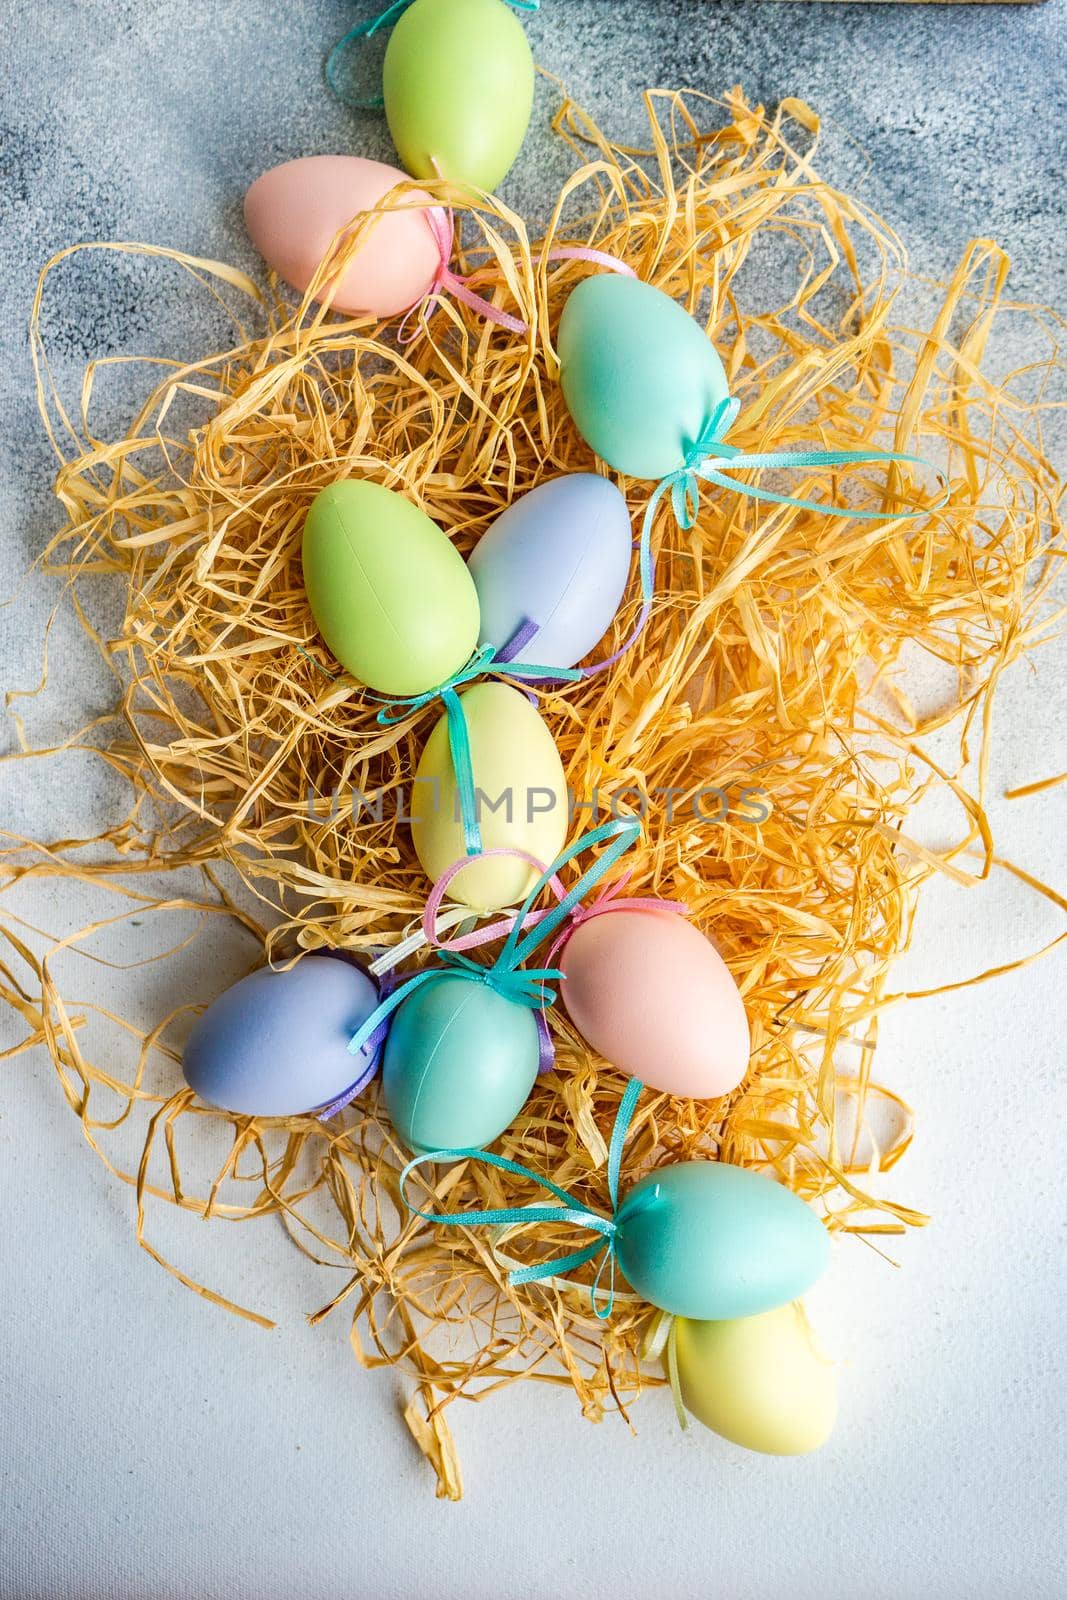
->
347;815;643;1079
580;399;947;679
328;0;540;110
646;393;946;542
374;641;583;856
400;1075;648;1319
346;947;560;1064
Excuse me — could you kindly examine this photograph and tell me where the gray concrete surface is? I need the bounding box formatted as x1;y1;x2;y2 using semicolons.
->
2;5;1066;1599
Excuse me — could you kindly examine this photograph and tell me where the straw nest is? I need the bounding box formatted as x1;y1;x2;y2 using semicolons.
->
4;89;1064;1498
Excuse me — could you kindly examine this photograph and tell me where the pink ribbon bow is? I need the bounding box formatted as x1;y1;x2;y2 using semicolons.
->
398;206;637;343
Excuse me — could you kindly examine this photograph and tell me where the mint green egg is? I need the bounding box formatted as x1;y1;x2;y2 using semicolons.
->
383;0;534;192
382;974;539;1153
302;479;480;696
614;1160;830;1319
558;275;732;480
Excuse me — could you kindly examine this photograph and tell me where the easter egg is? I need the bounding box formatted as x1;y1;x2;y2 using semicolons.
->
182;955;379;1117
468;475;633;670
243;156;440;318
558;908;749;1098
382;0;534;192
557;274;731;480
410;681;567;910
382;973;539;1151
302;479;480;695
673;1303;837;1455
614;1160;830;1320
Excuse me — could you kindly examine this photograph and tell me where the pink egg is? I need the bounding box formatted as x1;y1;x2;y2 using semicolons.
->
243;155;442;318
558;908;750;1098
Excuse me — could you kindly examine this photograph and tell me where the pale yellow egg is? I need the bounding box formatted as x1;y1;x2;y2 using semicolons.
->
410;682;567;912
672;1302;837;1455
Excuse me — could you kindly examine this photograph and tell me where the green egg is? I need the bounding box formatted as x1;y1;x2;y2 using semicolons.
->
302;479;480;696
382;973;539;1153
558;274;732;480
614;1160;830;1320
383;0;534;192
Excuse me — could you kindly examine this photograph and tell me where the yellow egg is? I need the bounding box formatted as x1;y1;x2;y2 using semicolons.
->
410;681;567;911
672;1302;837;1455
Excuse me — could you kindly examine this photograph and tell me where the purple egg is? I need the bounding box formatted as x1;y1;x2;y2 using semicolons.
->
469;474;632;669
182;955;379;1117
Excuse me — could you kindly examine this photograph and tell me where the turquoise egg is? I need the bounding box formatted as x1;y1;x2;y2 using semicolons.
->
382;974;539;1153
557;275;731;480
614;1160;830;1319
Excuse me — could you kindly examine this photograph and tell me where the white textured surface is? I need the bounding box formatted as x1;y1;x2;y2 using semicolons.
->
2;3;1066;1597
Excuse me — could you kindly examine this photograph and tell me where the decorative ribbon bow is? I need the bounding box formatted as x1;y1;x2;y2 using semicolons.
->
345;945;562;1082
400;1074;648;1319
346;816;645;1086
398;205;528;340
607;395;949;674
654;395;942;532
327;0;540;112
373;634;583;857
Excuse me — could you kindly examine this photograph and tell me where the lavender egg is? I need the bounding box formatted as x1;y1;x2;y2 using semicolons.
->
468;474;632;670
182;955;379;1117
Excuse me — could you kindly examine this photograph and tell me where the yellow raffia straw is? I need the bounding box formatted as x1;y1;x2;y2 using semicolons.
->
2;88;1064;1498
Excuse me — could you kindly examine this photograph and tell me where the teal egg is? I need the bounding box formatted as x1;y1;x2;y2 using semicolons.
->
614;1160;830;1319
557;275;731;480
382;974;539;1153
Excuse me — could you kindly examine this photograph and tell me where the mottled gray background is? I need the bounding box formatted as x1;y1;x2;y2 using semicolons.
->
2;4;1066;1599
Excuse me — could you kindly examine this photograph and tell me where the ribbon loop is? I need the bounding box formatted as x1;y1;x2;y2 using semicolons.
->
399;1072;648;1319
326;0;408;110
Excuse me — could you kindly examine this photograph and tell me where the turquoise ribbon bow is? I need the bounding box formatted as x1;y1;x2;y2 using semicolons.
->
346;947;560;1064
374;641;583;856
572;398;947;680
347;815;643;1078
328;0;540;110
400;1075;648;1318
646;392;946;540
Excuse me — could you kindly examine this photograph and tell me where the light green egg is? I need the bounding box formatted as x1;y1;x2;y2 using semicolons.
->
410;681;567;912
383;0;535;192
558;274;732;480
302;479;480;696
382;973;539;1152
614;1160;830;1320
